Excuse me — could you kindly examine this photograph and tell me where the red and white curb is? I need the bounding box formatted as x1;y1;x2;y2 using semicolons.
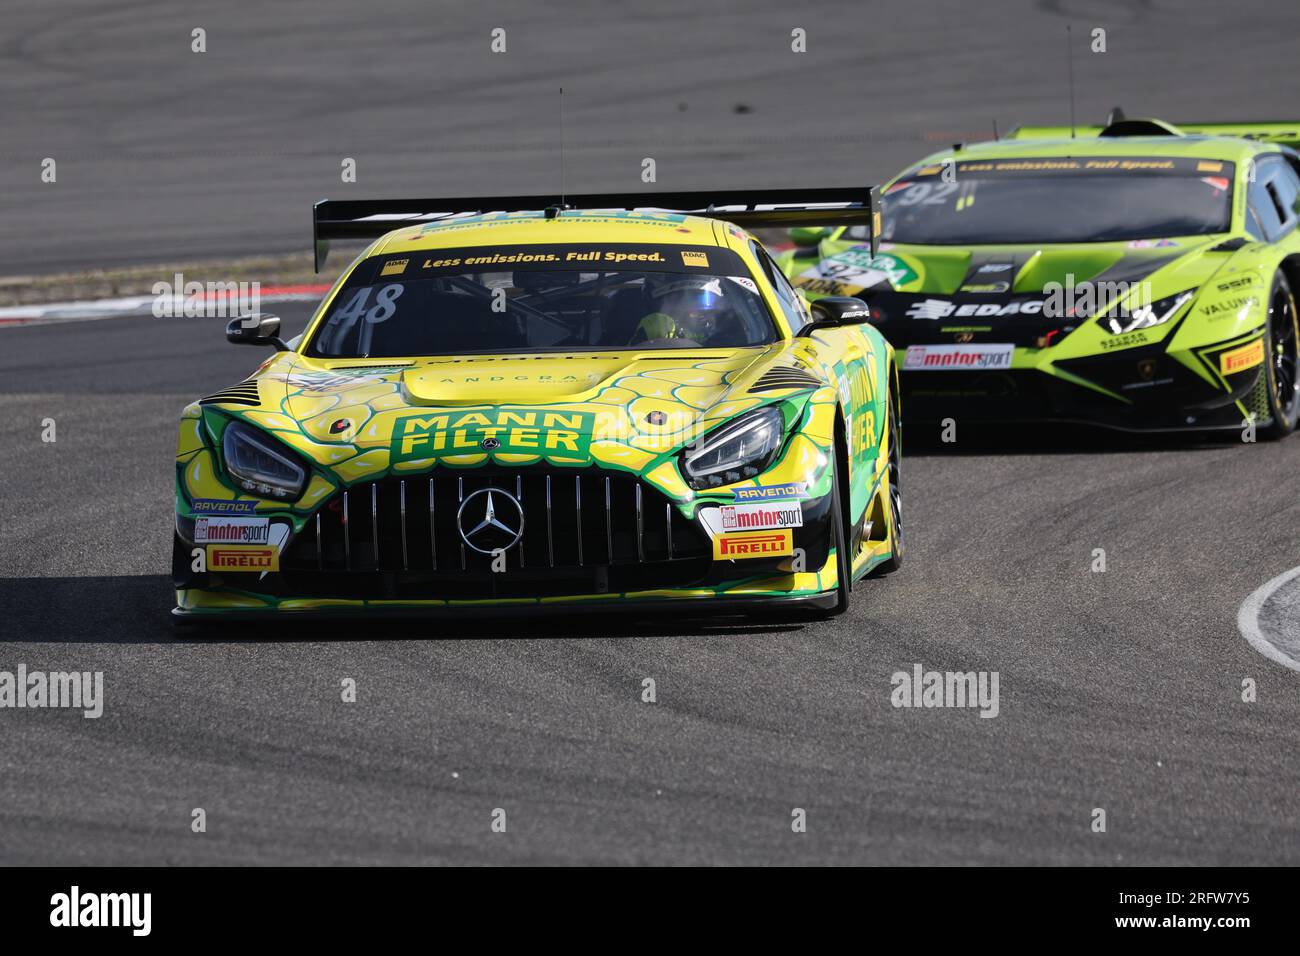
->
0;285;332;328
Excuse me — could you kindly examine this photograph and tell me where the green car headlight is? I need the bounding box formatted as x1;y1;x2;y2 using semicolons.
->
682;406;785;489
222;420;307;500
1100;289;1196;335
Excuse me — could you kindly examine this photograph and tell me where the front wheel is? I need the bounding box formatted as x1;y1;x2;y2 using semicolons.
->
1260;270;1300;440
875;394;904;575
817;442;852;617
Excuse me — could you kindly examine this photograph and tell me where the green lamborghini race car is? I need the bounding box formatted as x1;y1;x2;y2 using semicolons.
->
779;114;1300;436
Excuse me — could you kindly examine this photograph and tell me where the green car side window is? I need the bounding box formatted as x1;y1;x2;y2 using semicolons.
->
1248;155;1298;241
1266;159;1300;234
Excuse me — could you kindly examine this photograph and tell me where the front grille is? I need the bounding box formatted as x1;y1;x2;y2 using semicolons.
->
283;467;709;579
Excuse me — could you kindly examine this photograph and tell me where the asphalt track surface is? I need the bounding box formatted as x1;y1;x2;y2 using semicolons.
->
3;0;1300;865
5;0;1300;275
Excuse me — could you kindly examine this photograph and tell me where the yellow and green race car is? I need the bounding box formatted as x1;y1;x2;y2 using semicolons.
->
173;191;902;620
779;115;1300;437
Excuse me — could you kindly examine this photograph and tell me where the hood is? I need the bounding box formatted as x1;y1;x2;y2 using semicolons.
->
218;346;818;497
789;236;1241;349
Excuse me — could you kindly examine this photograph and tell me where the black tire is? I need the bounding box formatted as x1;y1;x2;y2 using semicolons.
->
876;393;904;575
1260;270;1300;440
819;441;852;617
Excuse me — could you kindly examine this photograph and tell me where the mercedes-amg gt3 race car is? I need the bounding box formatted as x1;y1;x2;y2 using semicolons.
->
780;115;1300;437
173;190;902;620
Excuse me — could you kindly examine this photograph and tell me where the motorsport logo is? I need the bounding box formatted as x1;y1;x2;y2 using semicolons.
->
904;344;1014;371
194;516;270;545
732;482;807;502
712;530;794;559
190;498;259;515
720;502;803;531
392;407;596;460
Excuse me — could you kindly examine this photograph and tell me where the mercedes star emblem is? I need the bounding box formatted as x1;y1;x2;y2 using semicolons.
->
456;488;525;554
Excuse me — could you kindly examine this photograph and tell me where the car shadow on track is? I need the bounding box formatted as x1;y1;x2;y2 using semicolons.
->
903;420;1241;457
0;575;810;644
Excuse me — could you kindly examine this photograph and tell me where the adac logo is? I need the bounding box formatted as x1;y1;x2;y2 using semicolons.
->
391;407;596;462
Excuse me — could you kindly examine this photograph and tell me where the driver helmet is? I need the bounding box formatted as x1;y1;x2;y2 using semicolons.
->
644;277;727;341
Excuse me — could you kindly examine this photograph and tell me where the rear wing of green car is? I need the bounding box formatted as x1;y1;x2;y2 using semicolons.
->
1007;119;1300;150
312;188;880;271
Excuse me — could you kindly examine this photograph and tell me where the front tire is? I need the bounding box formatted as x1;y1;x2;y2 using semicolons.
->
876;392;904;575
1260;270;1300;440
819;442;852;617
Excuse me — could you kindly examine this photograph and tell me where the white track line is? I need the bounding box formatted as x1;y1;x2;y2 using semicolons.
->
1237;565;1300;674
0;290;326;328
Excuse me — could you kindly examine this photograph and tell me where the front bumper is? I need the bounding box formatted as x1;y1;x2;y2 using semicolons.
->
896;334;1268;433
174;464;841;617
172;587;839;621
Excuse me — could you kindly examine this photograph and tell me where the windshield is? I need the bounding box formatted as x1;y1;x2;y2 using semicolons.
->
870;156;1235;245
307;243;776;358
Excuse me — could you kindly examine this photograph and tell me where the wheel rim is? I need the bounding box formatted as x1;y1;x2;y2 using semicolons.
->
1269;283;1300;416
887;405;903;556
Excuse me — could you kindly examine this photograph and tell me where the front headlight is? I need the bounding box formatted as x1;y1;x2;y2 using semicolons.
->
222;420;307;500
1100;289;1195;335
682;406;785;489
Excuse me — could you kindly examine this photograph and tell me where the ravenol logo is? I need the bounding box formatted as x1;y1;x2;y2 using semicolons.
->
733;482;807;502
191;498;260;515
392;407;596;461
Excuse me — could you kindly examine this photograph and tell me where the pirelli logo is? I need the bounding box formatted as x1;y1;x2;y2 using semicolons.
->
207;545;279;572
713;530;793;560
1220;338;1265;375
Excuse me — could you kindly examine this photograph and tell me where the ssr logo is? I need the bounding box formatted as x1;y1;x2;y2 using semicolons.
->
392;407;596;461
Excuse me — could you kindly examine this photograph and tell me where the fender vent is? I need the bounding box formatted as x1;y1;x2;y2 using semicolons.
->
750;366;822;392
199;379;261;406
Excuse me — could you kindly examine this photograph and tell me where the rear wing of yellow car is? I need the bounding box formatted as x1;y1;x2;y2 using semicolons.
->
311;188;880;271
1007;119;1300;150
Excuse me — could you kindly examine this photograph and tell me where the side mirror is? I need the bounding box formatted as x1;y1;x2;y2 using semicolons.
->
799;296;871;335
788;226;833;250
226;313;288;350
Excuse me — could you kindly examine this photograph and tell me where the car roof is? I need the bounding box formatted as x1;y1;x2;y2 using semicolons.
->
900;134;1273;176
371;209;731;255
